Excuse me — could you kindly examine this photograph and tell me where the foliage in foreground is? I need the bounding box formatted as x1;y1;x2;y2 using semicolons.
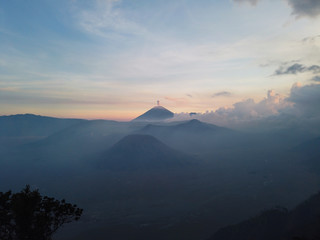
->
0;185;83;240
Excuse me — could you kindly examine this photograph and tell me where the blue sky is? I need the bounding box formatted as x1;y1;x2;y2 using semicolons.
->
1;0;320;120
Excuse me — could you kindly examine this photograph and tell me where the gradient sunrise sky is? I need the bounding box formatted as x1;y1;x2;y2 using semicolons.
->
1;0;320;120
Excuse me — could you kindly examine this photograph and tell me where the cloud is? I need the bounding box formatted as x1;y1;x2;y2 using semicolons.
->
173;83;320;134
274;63;320;75
217;89;286;119
260;60;300;68
74;0;147;39
212;91;231;97
233;0;259;6
174;88;289;125
311;76;320;82
0;89;120;105
287;82;320;117
287;0;320;18
233;0;320;18
302;35;320;43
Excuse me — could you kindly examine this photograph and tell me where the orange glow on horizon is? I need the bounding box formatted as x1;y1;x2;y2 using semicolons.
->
47;111;139;121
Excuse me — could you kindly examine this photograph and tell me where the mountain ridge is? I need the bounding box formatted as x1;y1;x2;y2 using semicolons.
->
0;113;85;137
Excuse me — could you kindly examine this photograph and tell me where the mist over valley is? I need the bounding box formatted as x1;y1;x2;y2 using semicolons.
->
1;108;319;240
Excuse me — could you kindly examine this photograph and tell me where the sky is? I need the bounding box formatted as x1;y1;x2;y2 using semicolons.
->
0;0;320;121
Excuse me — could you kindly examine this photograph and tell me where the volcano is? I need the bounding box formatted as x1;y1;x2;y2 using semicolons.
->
98;134;191;171
133;106;174;122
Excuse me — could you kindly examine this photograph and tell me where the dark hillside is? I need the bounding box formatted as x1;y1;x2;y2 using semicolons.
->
209;192;320;240
98;134;193;170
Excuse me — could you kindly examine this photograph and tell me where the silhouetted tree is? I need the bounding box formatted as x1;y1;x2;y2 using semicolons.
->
0;185;83;240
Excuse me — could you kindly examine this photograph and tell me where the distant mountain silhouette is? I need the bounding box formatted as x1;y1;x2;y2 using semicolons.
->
33;120;124;147
133;106;174;121
0;114;84;137
21;120;128;164
141;119;230;136
174;119;221;131
137;119;235;153
98;134;192;170
209;192;320;240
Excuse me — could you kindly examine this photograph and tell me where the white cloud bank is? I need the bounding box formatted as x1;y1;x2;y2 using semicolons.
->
173;83;320;134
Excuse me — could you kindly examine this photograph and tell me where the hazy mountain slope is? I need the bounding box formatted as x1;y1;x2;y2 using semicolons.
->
139;119;310;156
0;114;84;137
98;134;193;170
16;120;137;165
138;119;237;154
172;119;229;132
209;192;320;240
